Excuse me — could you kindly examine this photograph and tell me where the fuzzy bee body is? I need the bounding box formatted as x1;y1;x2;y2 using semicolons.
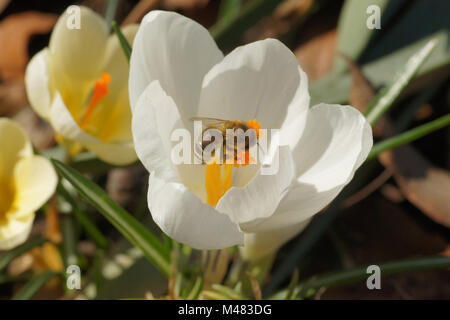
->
190;117;258;164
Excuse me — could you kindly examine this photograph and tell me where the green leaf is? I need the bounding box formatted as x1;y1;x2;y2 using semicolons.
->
112;20;132;62
0;237;48;272
284;268;299;300
57;182;109;249
104;0;119;30
211;0;284;50
12;271;59;300
335;0;389;70
367;113;450;161
365;37;438;125
185;276;204;300
296;256;450;298
51;159;171;278
217;0;242;23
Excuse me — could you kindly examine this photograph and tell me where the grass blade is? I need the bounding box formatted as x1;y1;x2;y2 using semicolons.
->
51;159;171;278
12;271;59;300
104;0;119;29
0;237;48;272
365;38;438;125
112;20;132;62
367;113;450;161
185;276;204;300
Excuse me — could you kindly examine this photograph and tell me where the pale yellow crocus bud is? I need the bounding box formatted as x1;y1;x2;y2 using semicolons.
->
0;118;57;250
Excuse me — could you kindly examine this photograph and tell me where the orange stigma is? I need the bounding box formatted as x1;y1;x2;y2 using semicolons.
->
80;72;111;129
205;160;233;207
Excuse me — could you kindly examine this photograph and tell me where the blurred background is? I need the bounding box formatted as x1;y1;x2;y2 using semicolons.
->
0;0;449;299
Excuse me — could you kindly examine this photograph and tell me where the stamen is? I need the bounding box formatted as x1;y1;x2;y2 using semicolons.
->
205;159;233;207
80;72;111;129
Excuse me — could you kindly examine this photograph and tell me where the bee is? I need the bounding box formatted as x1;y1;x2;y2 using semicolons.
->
190;117;261;165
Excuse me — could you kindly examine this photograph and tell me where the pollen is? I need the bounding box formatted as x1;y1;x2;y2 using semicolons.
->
247;118;263;138
80;72;111;129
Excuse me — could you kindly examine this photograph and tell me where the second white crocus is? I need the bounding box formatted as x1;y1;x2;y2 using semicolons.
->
129;11;373;257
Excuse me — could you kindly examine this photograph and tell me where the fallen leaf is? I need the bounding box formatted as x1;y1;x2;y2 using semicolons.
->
161;0;209;10
0;11;57;81
345;56;450;228
294;29;336;81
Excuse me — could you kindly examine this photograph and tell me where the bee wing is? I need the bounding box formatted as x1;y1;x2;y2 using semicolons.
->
189;117;228;127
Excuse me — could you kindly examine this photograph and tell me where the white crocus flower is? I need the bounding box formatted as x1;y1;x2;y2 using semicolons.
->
129;11;373;257
0;118;57;250
25;6;139;165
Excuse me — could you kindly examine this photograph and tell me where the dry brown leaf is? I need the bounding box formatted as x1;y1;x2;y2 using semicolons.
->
0;79;27;115
294;29;336;81
0;11;57;81
161;0;209;10
379;146;450;227
345;56;450;228
121;0;160;26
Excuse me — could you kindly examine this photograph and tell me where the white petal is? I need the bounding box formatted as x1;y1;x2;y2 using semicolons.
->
10;156;57;219
247;104;372;232
216;146;295;224
129;10;223;117
132;81;184;181
240;219;310;261
197;39;308;136
0;119;32;181
25;48;52;120
49;6;108;82
148;174;244;250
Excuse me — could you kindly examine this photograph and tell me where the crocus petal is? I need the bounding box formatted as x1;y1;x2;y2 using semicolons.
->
216;146;295;224
240;219;310;261
0;119;32;181
25;48;52;120
49;93;98;144
10;156;57;219
0;214;34;251
85;141;137;166
132;81;185;181
246;104;372;232
198;39;308;137
129;10;223;117
49;6;108;82
148;174;244;250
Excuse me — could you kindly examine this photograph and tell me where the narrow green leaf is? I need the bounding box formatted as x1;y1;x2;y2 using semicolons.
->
185;276;204;300
12;271;59;300
367;113;450;160
104;0;119;29
57;182;109;249
51;159;171;278
211;0;283;50
297;256;450;297
0;237;48;272
112;20;132;62
212;284;246;300
365;38;438;125
217;0;242;23
284;268;299;300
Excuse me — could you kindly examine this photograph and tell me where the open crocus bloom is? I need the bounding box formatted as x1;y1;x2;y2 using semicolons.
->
0;118;57;250
25;6;139;165
130;11;373;257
